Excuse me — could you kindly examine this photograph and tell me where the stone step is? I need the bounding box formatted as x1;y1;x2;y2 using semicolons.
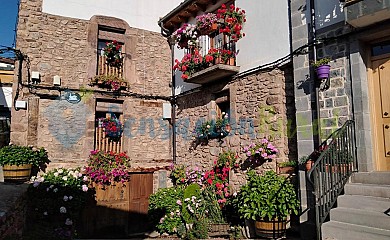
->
351;172;390;185
323;221;390;240
337;195;390;213
330;207;390;231
344;183;390;198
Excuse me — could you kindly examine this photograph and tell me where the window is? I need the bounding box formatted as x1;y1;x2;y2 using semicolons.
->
214;90;230;120
372;41;390;57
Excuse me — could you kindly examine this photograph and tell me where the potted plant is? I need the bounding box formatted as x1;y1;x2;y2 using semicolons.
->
196;13;218;35
172;23;199;49
0;145;49;182
103;40;123;68
312;57;331;79
217;4;246;42
193;113;230;140
234;170;300;238
298;155;313;171
91;74;127;91
98;116;123;140
219;49;236;65
173;49;205;80
243;139;279;163
277;160;297;174
84;150;131;186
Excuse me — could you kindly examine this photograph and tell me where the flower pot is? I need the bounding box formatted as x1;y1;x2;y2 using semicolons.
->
215;56;222;64
306;160;314;171
212;22;218;31
316;64;331;79
228;57;235;66
2;164;32;182
255;218;286;239
278;166;295;174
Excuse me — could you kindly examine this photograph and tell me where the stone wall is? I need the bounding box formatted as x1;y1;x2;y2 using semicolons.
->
175;66;296;191
11;0;172;171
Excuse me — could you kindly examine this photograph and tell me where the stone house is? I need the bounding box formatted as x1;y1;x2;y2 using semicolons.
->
291;0;390;239
9;0;181;234
158;0;297;190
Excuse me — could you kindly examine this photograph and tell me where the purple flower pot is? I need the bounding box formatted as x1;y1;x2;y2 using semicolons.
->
316;64;331;79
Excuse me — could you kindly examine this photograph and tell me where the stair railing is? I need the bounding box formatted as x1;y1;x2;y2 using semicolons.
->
307;120;357;239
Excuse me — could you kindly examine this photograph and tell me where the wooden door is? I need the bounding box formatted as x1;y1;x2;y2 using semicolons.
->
372;57;390;171
128;173;154;234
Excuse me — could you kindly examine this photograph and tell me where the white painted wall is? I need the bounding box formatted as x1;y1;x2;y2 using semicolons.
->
235;0;290;72
42;0;183;32
315;0;344;29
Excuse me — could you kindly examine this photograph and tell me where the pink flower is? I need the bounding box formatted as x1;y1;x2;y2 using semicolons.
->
176;200;182;205
82;185;88;192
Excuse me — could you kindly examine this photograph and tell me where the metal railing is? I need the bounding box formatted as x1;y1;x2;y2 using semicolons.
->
307;120;357;239
185;33;236;63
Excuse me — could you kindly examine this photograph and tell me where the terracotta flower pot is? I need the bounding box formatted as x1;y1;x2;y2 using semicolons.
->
278;166;295;174
306;160;314;171
228;57;235;66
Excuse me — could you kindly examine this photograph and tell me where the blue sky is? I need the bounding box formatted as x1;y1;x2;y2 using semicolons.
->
0;0;19;58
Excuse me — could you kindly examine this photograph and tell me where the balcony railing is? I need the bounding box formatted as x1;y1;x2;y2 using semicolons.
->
345;0;390;27
97;55;123;78
182;33;240;84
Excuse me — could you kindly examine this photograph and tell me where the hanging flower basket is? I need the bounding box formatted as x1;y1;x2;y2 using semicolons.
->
103;40;123;68
99;117;123;139
194;113;230;140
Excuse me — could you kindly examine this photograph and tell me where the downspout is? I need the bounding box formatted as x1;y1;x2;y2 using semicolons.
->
160;21;177;164
309;0;321;149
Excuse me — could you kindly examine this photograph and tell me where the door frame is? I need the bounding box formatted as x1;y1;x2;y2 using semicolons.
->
367;46;390;171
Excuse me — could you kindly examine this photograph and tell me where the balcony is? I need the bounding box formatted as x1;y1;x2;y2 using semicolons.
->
345;0;390;28
176;34;240;85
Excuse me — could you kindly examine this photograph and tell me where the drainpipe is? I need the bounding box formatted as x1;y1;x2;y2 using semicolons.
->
160;22;177;164
309;0;321;149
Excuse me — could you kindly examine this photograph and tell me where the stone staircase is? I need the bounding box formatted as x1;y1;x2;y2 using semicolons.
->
322;172;390;240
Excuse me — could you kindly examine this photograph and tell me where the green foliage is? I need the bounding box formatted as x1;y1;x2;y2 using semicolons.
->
201;186;225;224
0;145;49;167
169;165;187;186
182;184;201;224
191;218;209;239
27;168;92;239
216;151;237;168
298;155;309;165
235;170;300;221
278;160;297;167
148;186;184;235
312;57;331;68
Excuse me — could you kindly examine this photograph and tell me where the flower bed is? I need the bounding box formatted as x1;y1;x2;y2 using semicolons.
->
26;168;92;239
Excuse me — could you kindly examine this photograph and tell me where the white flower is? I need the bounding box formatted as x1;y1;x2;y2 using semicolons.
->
82;185;88;192
184;198;190;202
43;211;48;216
58;169;64;174
63;196;69;201
65;218;73;226
206;125;210;129
62;176;68;181
46;188;50;192
68;196;73;200
83;176;88;181
233;192;237;197
54;172;59;177
49;185;54;189
60;206;67;214
53;188;58;193
30;176;36;182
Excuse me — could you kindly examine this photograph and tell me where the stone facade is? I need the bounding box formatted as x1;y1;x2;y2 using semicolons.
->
175;66;296;190
12;0;172;173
